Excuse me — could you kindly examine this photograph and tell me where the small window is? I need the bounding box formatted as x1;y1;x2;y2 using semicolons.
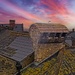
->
61;33;67;37
15;26;17;28
49;33;55;37
55;33;60;37
42;32;48;38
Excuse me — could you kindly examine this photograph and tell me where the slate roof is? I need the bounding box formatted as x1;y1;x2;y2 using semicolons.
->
8;36;34;61
68;31;75;39
0;30;34;62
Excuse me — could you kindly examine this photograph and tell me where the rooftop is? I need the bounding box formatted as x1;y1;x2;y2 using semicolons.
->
22;48;75;75
0;30;34;62
31;23;69;33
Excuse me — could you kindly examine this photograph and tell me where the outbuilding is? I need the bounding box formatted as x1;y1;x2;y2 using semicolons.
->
29;23;69;62
0;30;34;75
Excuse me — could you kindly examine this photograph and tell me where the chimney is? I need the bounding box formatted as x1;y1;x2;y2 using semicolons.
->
72;28;74;32
9;20;15;28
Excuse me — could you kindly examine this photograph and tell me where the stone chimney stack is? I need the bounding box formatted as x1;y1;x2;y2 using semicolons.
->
9;20;15;28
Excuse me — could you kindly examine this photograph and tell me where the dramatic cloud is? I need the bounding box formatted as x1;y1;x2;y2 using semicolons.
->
0;0;75;29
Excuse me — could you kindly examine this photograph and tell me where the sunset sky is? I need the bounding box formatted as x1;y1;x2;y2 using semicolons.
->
0;0;75;29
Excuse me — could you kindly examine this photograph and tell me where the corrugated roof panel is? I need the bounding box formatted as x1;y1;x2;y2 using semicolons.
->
4;36;34;61
32;23;69;33
11;56;22;61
